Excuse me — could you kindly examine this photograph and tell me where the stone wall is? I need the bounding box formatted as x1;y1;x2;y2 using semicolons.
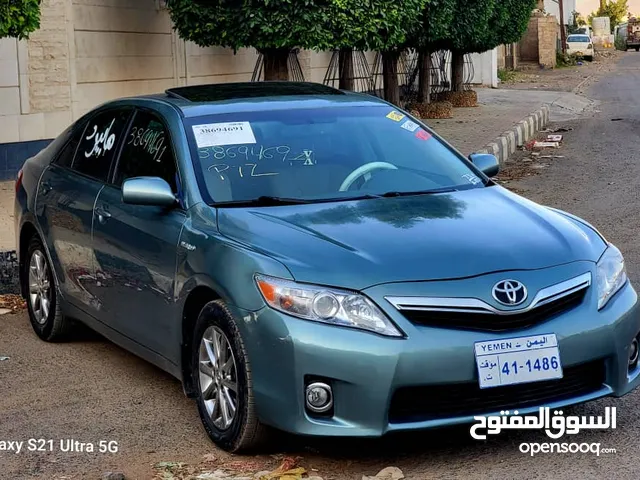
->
520;16;541;62
517;14;558;68
538;16;558;68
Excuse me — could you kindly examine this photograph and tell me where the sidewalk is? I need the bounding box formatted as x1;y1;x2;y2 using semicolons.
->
428;88;596;157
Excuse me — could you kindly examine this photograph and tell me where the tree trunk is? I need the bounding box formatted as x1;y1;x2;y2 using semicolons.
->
451;51;465;93
417;50;432;103
338;48;355;90
382;50;400;106
262;48;289;81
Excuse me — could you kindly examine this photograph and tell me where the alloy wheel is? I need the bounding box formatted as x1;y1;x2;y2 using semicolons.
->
198;326;239;430
28;250;52;325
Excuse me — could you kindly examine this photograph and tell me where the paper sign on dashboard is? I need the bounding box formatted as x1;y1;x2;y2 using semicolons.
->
192;122;257;148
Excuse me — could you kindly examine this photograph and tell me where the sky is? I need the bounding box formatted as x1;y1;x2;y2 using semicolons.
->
576;0;640;16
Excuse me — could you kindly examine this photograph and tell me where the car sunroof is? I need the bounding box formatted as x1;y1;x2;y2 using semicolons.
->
165;82;345;102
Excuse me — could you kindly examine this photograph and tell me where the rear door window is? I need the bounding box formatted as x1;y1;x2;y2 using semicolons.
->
113;109;179;192
54;124;87;169
72;108;132;182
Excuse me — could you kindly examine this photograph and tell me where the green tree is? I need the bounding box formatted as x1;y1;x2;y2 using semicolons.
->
0;0;41;40
167;0;425;104
406;0;456;103
331;0;426;104
588;0;629;31
442;0;535;92
167;0;337;80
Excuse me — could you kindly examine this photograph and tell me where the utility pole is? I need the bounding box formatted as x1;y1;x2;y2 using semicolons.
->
560;0;567;53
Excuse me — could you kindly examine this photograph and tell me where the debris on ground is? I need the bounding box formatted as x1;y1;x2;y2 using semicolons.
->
362;467;405;480
0;356;10;361
543;126;573;133
532;141;560;149
496;122;573;191
152;456;310;480
0;294;26;313
102;473;126;480
203;454;218;464
255;457;306;480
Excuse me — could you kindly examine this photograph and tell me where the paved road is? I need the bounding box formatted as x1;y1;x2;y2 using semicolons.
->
3;53;640;479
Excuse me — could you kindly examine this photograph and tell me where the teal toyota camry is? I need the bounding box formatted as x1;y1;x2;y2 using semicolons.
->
14;82;640;452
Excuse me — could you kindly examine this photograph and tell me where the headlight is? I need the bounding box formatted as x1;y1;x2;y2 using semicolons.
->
596;244;627;310
255;275;403;337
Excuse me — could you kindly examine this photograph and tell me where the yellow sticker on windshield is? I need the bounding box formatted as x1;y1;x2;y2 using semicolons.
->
386;111;405;122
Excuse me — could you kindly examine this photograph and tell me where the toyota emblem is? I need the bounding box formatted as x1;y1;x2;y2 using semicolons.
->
492;280;528;306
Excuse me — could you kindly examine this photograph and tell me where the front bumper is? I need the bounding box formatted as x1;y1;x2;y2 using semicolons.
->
232;267;640;438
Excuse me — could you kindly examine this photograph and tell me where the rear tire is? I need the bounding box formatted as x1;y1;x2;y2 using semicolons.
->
636;47;639;52
192;300;271;452
23;236;72;342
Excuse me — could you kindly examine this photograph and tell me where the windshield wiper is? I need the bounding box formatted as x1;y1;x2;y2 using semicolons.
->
379;187;458;198
212;196;313;207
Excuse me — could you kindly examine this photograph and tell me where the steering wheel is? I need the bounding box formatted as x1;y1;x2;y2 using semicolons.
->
339;162;398;192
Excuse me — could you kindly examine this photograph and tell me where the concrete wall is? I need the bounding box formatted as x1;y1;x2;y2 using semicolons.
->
0;0;267;146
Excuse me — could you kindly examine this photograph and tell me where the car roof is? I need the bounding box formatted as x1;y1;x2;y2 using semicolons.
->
122;82;390;118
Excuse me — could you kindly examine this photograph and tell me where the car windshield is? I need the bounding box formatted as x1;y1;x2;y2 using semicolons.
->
568;35;590;42
185;105;487;205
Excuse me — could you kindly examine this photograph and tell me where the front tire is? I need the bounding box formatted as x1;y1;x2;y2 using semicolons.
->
24;237;71;342
192;300;270;452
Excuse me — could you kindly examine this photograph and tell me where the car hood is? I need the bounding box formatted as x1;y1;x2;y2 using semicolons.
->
217;186;606;290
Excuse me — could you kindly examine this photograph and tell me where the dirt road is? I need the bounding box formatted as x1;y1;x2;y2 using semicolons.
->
3;53;640;479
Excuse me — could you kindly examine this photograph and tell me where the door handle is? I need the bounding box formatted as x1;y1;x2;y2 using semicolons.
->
40;181;52;195
95;205;112;223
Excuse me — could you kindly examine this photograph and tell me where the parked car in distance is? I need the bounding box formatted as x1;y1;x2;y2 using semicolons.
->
626;17;640;51
14;82;640;452
566;34;595;60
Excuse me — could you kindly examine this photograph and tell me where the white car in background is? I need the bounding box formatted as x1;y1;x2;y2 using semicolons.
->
566;34;594;61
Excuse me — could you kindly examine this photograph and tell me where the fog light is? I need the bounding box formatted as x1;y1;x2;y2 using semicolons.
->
629;338;639;368
305;382;333;413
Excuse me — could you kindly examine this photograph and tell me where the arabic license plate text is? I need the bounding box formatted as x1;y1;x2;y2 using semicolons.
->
474;334;563;389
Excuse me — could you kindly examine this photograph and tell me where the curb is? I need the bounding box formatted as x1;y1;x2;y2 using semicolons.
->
573;74;593;93
475;105;550;165
0;250;19;295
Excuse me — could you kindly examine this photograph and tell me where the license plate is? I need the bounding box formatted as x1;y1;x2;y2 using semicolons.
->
474;334;563;389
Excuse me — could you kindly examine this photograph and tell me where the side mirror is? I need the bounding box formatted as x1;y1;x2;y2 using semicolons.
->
469;153;500;178
122;177;177;207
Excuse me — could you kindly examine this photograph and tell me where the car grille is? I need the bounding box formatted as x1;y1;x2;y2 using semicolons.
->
388;360;606;423
400;288;587;332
